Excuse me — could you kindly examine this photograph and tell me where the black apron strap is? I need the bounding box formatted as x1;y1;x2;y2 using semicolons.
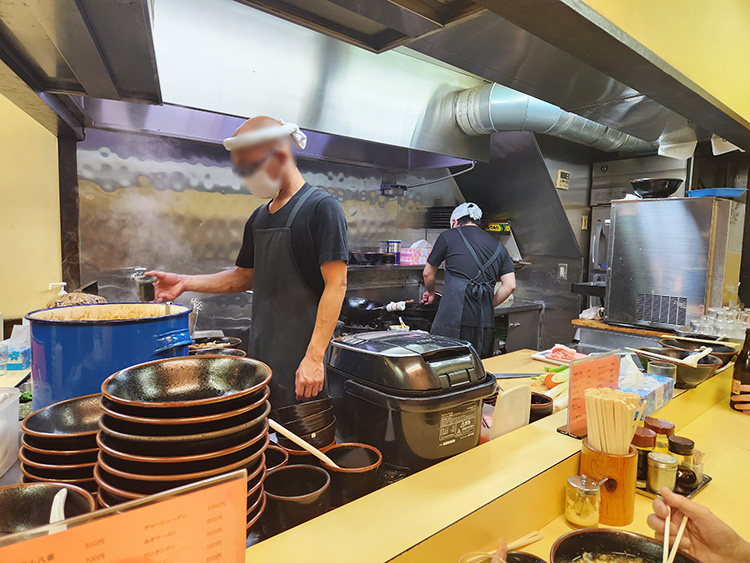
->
285;187;316;228
457;228;504;283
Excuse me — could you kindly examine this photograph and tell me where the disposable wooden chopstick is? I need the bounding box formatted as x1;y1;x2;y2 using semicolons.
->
663;508;671;563
667;516;689;563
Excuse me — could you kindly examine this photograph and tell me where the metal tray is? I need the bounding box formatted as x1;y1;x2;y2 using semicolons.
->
636;474;712;500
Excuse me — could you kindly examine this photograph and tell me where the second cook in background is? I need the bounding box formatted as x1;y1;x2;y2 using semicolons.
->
148;116;348;409
422;202;516;358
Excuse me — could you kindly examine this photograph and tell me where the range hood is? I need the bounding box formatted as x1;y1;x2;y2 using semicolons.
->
235;0;483;53
1;0;744;154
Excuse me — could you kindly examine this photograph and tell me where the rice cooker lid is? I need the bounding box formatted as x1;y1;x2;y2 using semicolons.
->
328;331;486;392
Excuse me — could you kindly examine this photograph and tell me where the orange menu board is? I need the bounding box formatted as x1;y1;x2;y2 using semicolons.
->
563;353;620;438
0;474;247;563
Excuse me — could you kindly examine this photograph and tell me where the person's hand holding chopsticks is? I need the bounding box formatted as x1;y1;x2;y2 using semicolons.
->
647;488;750;563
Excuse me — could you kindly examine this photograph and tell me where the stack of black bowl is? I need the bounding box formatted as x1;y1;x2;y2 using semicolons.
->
94;356;271;532
20;394;102;495
270;399;335;464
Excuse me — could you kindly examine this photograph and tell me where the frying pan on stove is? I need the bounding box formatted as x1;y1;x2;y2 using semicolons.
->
341;296;383;324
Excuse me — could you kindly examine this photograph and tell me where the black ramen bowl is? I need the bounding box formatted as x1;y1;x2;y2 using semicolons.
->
22;394;102;447
507;552;547;563
659;338;738;368
271;398;332;424
630;178;683;198
277;407;334;436
0;483;96;534
321;443;382;507
633;348;722;388
102;356;271;410
551;528;699;563
277;418;336;451
261;464;330;538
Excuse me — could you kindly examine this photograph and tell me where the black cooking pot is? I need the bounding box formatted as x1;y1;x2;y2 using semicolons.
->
321;443;382;507
530;393;554;423
271;398;332;424
261;464;331;537
277;418;336;451
341;296;383;324
551;529;699;563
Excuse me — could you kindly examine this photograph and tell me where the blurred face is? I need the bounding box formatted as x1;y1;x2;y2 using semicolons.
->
230;142;286;181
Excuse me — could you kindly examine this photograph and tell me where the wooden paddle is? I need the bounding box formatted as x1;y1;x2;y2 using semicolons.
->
268;418;341;469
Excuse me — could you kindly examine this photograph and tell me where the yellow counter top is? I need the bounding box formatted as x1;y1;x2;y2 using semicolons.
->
245;350;740;562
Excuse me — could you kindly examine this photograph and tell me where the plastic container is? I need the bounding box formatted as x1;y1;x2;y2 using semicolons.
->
27;303;191;409
0;387;21;477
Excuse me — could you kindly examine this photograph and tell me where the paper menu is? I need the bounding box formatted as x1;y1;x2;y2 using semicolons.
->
564;353;620;437
0;472;247;563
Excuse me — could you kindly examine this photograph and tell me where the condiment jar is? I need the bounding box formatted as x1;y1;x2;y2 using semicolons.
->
565;475;600;528
631;427;656;488
668;436;695;469
647;452;678;494
644;417;675;454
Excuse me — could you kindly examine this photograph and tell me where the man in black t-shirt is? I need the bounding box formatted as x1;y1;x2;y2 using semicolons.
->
148;116;348;408
422;202;516;358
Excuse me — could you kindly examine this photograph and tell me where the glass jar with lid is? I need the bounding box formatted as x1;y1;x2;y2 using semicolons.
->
632;427;657;488
647;452;678;493
668;435;695;469
565;475;600;527
644;416;675;454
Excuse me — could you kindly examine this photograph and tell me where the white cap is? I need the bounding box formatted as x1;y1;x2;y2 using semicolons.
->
451;202;482;224
223;119;307;151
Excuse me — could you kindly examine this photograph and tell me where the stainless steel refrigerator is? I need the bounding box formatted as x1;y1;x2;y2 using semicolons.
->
604;197;744;330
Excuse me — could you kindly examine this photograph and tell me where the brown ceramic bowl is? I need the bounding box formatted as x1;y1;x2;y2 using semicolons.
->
270;398;332;424
278;407;334;436
277;418;336;451
20;437;99;465
247;458;266;493
97;421;268;463
246;492;267;530
19;448;97;473
93;465;147;501
262;464;331;537
97;486;130;507
22;393;102;446
264;444;289;472
192;348;247;357
20;459;95;481
102;356;270;410
321;443;382;507
21;471;98;493
98;401;270;442
96;434;268;482
280;439;336;465
659;338;738;368
0;483;96;533
246;489;264;517
551;528;699;563
530;392;554;423
100;387;269;426
98;431;268;477
21;433;97;453
506;552;547;563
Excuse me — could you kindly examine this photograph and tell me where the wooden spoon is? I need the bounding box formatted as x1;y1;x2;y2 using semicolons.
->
268;419;341;469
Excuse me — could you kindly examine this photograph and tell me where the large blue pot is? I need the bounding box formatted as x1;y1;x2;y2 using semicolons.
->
26;303;192;409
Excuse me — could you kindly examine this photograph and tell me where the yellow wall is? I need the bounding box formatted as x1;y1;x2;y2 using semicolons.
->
582;0;750;124
0;93;61;319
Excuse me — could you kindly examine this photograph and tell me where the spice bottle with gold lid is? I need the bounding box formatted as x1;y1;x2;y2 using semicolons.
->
644;416;675;454
632;427;656;488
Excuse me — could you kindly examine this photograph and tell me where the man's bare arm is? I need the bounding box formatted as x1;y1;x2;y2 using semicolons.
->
148;268;254;302
421;263;439;304
295;260;347;399
493;272;516;307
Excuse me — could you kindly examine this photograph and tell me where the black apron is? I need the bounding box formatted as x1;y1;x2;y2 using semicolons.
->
431;228;503;342
249;188;320;409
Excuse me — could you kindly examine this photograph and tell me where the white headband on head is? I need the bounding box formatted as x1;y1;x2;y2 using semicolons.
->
451;202;482;223
223;120;307;151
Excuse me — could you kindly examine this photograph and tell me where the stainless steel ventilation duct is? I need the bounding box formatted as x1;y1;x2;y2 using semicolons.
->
455;83;655;152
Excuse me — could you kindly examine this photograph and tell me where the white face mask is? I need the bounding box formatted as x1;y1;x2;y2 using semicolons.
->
243;166;282;199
